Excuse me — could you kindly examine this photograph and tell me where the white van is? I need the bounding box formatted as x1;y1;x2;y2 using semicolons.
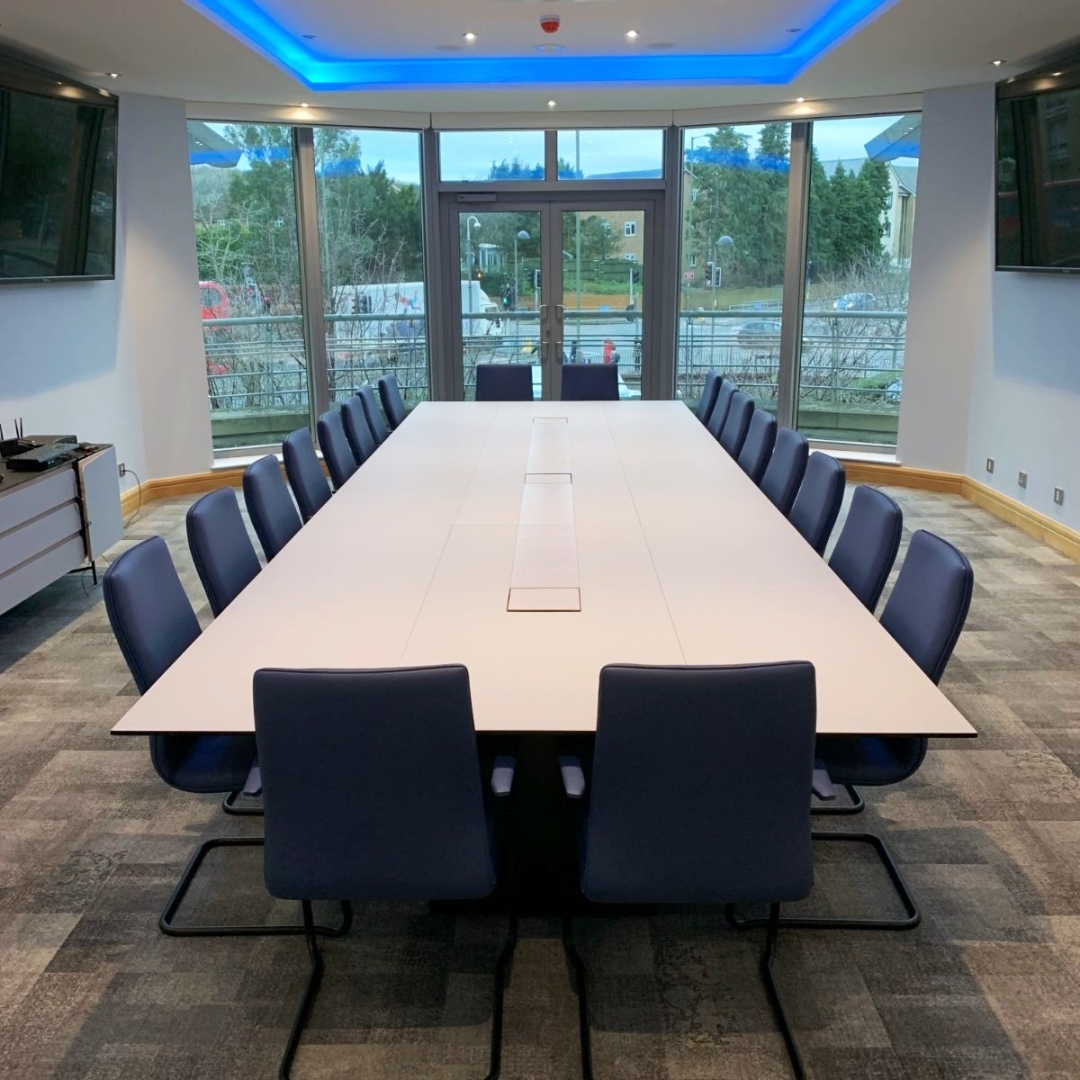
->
330;281;501;341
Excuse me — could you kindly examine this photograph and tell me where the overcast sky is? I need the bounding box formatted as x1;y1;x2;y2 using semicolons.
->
204;116;915;186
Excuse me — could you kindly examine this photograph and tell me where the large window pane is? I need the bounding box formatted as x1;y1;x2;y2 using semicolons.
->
676;125;790;413
797;115;919;445
439;131;546;182
314;128;427;406
189;122;308;451
557;129;663;179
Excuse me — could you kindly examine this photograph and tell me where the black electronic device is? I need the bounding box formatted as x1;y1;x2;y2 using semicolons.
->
996;50;1080;273
6;443;75;471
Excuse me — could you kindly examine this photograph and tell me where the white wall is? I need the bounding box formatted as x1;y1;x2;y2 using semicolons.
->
117;94;212;480
0;92;209;489
968;273;1080;530
897;83;995;474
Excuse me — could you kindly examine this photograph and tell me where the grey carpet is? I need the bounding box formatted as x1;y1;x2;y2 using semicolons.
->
1;485;1079;1079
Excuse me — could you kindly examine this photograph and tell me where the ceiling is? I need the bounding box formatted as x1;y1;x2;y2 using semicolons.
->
1;0;1078;113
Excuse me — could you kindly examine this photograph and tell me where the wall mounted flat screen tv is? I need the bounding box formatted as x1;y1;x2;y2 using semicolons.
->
997;60;1080;274
0;57;117;283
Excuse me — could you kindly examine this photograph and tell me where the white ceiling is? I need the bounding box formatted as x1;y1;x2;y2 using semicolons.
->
1;0;1078;115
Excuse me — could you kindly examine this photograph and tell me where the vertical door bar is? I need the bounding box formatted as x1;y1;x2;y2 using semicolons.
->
652;125;683;400
292;126;330;425
541;205;559;399
776;121;813;429
421;128;449;400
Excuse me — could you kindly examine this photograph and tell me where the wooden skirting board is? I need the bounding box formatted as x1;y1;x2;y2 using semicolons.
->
119;459;1080;564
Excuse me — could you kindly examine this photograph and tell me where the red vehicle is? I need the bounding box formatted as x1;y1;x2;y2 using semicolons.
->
199;280;229;321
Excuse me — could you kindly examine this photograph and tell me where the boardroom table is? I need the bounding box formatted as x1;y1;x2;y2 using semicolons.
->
112;401;976;910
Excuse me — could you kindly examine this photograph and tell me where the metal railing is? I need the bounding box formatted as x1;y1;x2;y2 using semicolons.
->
201;308;908;445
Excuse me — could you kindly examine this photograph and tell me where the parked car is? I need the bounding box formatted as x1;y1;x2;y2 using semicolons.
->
884;378;903;404
833;292;876;311
199;280;229;321
738;319;782;349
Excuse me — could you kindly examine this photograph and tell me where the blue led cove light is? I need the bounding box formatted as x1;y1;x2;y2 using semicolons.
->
187;0;896;90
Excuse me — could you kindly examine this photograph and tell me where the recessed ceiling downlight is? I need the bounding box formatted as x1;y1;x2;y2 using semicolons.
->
646;42;675;50
534;43;566;53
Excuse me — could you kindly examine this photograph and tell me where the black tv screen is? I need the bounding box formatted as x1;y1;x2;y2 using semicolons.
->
0;61;117;283
997;66;1080;274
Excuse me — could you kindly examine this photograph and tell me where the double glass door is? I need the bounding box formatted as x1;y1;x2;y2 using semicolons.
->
441;196;661;400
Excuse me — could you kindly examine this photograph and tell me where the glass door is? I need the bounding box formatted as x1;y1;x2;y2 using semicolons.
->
443;196;659;400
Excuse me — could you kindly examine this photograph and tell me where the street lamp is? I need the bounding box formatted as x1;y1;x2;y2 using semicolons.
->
465;215;481;326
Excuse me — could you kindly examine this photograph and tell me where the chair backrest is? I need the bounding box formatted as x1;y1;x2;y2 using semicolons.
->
378;374;409;430
339;397;376;467
104;536;200;695
736;408;777;484
759;427;808;514
475;363;534;402
358;384;391;444
581;663;816;905
828;486;903;611
718;391;754;457
282;428;332;523
695;372;723;424
318;409;359;489
881;530;973;685
560;363;619;402
253;665;496;902
242;455;302;562
706;380;736;439
104;535;254;795
186;487;261;617
788;453;846;556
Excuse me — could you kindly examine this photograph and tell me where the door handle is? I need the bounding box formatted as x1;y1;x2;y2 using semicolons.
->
555;304;564;324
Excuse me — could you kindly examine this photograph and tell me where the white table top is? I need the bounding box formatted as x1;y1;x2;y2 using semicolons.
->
111;402;976;739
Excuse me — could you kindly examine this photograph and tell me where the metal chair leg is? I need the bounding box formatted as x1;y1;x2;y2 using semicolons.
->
760;904;807;1080
562;915;594;1080
728;831;920;932
484;912;519;1080
279;900;325;1080
564;908;805;1080
221;789;264;817
158;837;353;938
276;905;517;1080
811;783;865;816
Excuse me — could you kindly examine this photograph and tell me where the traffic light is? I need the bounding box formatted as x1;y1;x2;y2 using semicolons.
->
705;261;715;285
631;269;641;284
533;269;542;291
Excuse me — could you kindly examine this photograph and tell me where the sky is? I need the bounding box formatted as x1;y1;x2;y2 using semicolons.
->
201;116;914;186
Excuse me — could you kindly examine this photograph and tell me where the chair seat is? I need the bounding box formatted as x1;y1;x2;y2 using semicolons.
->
156;733;257;794
816;735;925;787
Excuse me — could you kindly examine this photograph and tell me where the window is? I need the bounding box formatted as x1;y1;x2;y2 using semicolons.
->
314;128;427;407
188;122;309;451
676;124;791;413
439;131;546;182
623;252;637;262
624;221;637;237
556;129;664;179
796;116;918;446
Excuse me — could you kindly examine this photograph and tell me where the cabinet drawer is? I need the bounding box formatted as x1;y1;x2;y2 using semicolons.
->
0;468;78;536
0;502;83;575
0;535;85;615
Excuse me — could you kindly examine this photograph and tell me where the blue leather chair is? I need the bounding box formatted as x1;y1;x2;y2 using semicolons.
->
317;409;358;489
103;537;348;940
378;373;409;429
476;363;534;402
829;486;903;612
736;408;777;484
788;453;846;556
186;487;260;618
340;396;376;467
561;364;619;402
560;662;817;1080
282;428;331;523
737;530;974;934
242;456;302;562
695;372;723;424
759;428;809;515
705;380;736;440
358;384;391;444
253;664;517;1080
718;390;754;458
